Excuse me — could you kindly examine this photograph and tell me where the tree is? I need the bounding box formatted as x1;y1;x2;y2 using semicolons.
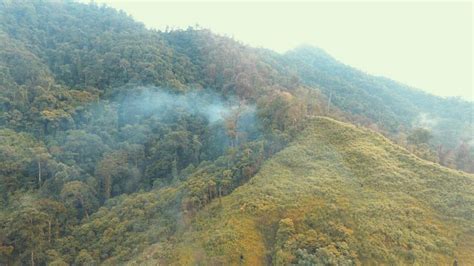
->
192;135;202;164
257;90;306;135
30;146;51;187
224;106;242;147
0;129;38;200
455;140;474;172
407;128;437;162
36;199;67;244
273;218;296;265
407;128;432;146
1;196;50;265
437;145;455;168
39;109;74;135
60;181;98;220
60;130;107;174
96;150;129;199
96;154;118;200
74;249;96;265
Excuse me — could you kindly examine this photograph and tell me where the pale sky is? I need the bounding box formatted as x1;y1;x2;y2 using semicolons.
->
90;1;473;100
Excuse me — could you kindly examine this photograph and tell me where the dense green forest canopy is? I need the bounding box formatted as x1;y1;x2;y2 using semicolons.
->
0;1;473;265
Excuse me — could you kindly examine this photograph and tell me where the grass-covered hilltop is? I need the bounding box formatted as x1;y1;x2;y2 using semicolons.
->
0;1;473;265
133;117;474;265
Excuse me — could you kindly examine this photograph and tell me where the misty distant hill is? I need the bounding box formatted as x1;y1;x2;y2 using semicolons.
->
284;45;472;147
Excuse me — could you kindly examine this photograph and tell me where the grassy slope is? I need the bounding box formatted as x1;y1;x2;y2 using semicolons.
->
133;117;473;265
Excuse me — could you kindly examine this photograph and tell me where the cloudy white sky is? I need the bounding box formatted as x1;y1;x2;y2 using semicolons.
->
91;1;472;100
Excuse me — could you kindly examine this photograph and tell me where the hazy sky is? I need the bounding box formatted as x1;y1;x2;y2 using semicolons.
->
92;1;472;100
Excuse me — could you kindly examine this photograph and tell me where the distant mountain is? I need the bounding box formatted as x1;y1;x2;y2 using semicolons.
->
284;45;473;147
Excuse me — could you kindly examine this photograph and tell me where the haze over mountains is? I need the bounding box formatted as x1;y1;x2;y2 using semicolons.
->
97;1;473;101
0;1;472;265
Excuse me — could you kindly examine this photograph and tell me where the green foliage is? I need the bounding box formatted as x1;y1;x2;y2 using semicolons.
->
407;128;432;145
60;181;98;221
0;194;69;265
74;250;96;265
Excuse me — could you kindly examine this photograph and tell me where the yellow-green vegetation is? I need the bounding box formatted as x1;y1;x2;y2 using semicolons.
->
134;117;473;265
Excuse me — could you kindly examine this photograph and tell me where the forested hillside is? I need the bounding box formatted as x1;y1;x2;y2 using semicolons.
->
0;1;472;265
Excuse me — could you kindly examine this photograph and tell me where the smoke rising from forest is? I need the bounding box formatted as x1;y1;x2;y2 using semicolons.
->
413;113;438;130
119;87;253;124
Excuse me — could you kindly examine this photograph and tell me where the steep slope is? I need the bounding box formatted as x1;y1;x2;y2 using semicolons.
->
134;117;473;265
